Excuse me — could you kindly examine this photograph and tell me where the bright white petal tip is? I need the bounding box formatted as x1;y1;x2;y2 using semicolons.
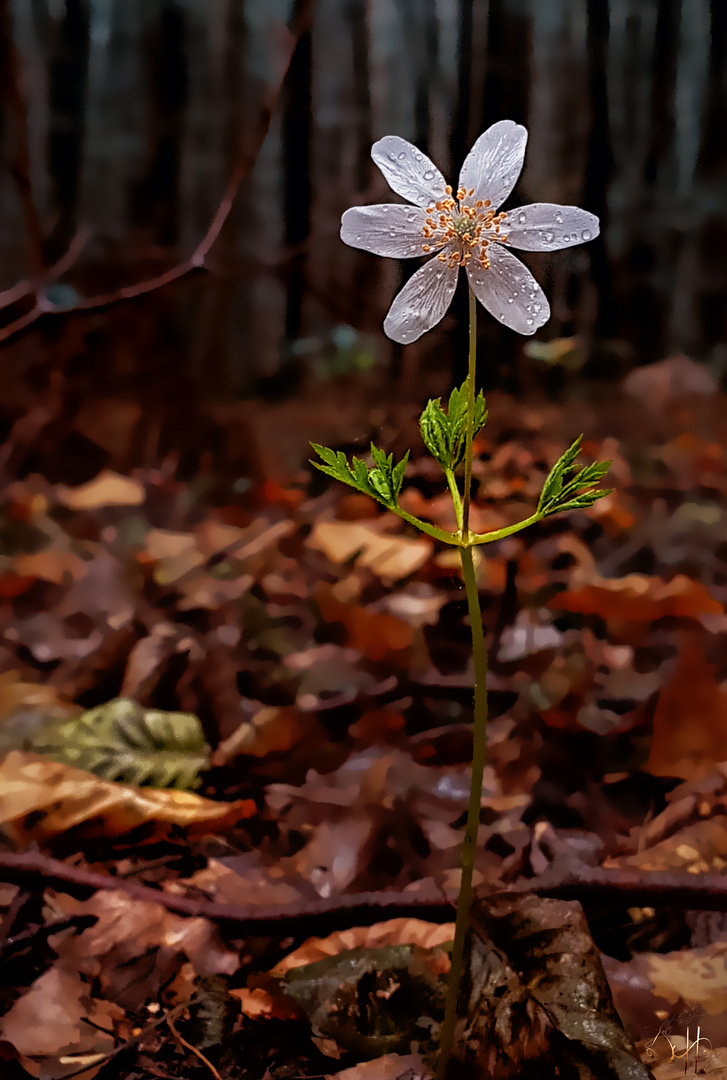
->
383;256;459;344
466;244;550;335
458;120;528;211
503;204;600;252
371;136;448;207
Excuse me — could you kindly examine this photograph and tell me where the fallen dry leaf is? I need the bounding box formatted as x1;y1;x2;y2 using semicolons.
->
642;944;727;1015
309;519;432;582
53;888;238;1006
646;636;727;781
1;965;88;1057
326;1053;433;1079
56;470;146;510
272;918;454;975
0;751;255;843
550;572;723;622
316;585;414;662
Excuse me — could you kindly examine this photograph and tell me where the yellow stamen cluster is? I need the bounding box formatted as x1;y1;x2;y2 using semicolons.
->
422;184;508;270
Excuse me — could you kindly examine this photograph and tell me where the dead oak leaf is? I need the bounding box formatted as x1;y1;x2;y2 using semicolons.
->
646;636;727;781
325;1053;433;1079
309;519;432;582
272;918;454;976
316;585;414;662
550;572;722;623
56;470;146;510
52;888;238;1007
0;965;87;1057
640;944;727;1015
0;751;254;843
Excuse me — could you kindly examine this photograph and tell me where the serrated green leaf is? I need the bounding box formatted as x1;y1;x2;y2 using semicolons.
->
311;441;410;511
351;455;374;491
537;436;611;519
447;383;468;430
420;398;451;469
368;468;392;502
548;488;614;514
451;388;488;468
369;442;390;471
310;443;339;468
472;392;488;436
538;435;584;512
420;381;488;472
391;450;410;499
32;697;210;790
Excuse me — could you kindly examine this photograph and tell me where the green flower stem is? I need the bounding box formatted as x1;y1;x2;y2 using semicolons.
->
471;510;543;545
436;285;489;1080
436;544;489;1080
389;507;460;546
461;287;478;538
444;468;464;532
389;503;547;549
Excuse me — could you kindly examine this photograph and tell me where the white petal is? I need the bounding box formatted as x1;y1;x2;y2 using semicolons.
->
458;120;527;210
466;244;549;335
502;204;600;251
340;205;440;258
371;136;448;207
383;254;459;344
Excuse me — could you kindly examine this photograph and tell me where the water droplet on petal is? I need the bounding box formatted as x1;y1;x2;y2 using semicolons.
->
507;297;514;304
499;312;506;321
544;231;554;243
555;211;563;224
526;318;534;326
398;152;406;160
517;211;527;224
581;229;591;241
382;206;389;212
423;170;435;180
390;152;396;160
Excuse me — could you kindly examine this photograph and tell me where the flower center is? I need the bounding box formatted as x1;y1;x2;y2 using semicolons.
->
420;185;508;270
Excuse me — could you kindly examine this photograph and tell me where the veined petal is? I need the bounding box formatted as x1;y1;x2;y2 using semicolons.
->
458;120;527;211
371;136;448;207
466;244;549;335
383;254;459;344
340;205;440;258
502;204;600;251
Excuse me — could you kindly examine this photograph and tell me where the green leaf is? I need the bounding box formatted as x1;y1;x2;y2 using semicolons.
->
391;450;410;499
419;380;488;472
451;388;488;468
537;435;612;518
310;442;410;510
32;697;210;790
419;398;450;469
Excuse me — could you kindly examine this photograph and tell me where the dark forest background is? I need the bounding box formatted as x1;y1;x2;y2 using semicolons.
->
0;0;726;473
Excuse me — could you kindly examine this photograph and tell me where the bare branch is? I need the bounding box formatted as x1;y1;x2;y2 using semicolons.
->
0;0;313;348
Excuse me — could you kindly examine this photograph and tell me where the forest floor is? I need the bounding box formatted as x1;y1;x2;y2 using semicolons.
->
1;353;727;1079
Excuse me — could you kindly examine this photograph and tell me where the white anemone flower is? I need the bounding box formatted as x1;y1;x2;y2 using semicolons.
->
340;120;600;344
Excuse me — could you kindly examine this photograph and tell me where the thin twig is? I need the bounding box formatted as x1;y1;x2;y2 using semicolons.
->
167;1013;223;1080
2;849;727;940
0;0;313;347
